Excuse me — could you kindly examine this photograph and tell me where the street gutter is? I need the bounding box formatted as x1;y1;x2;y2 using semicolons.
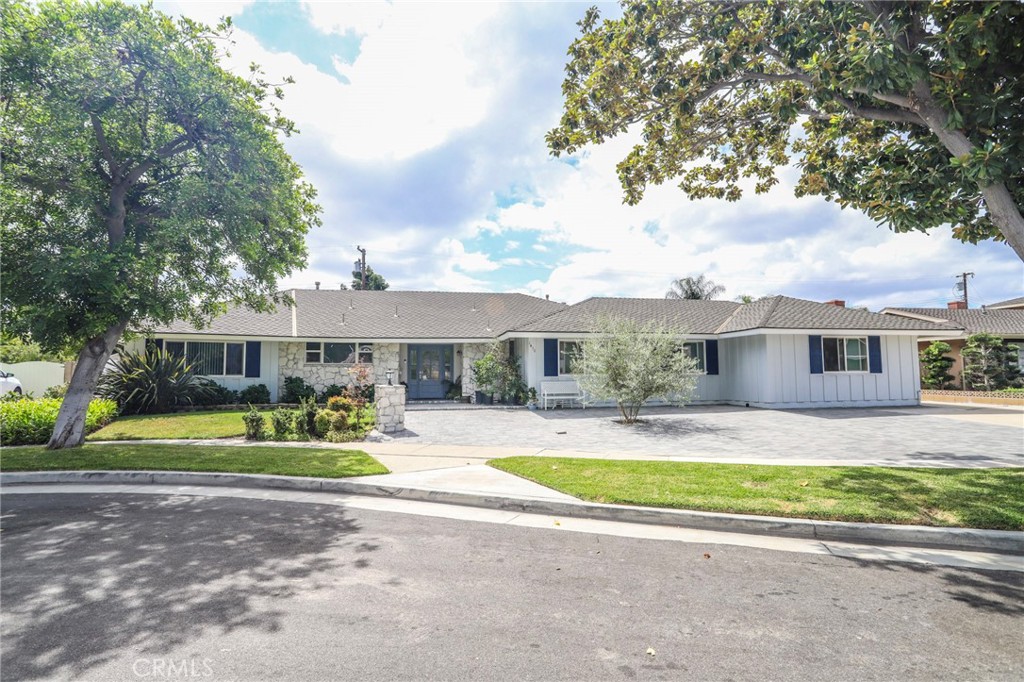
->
2;469;1021;555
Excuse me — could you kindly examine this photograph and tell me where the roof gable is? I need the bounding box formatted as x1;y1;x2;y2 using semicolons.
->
882;307;1024;337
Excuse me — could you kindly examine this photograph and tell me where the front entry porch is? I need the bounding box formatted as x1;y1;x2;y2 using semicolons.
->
406;344;455;400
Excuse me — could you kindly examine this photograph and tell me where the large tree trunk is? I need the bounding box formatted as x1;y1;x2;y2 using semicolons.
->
47;320;128;449
911;84;1024;261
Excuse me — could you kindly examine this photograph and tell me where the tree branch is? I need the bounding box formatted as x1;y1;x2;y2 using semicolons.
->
832;93;925;125
89;113;118;180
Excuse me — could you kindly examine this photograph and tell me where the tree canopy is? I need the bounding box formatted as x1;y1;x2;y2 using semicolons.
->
547;1;1024;260
574;316;699;423
1;0;321;446
351;266;390;291
666;274;725;300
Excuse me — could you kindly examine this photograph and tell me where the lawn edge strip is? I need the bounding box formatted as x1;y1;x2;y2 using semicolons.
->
2;470;1021;555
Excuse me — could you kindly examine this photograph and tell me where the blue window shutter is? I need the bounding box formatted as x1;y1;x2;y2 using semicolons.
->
705;339;719;375
809;335;823;374
868;336;882;374
543;339;558;377
245;341;262;378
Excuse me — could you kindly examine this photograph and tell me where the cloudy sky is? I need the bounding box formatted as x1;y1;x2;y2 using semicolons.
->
162;0;1022;310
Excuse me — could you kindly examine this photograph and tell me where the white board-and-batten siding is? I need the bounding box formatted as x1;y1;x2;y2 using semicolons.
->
731;333;920;408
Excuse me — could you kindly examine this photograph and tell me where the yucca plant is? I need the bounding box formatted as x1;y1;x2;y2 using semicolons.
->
97;349;216;414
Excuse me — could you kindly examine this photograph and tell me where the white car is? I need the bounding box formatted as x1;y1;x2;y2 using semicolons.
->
0;371;23;396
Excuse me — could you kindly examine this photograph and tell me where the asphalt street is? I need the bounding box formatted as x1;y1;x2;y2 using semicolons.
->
1;493;1022;681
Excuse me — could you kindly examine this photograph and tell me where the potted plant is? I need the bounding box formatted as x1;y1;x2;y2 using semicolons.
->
526;387;539;410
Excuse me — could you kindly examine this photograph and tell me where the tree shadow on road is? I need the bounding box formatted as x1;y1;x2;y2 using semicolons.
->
833;556;1024;616
0;493;377;679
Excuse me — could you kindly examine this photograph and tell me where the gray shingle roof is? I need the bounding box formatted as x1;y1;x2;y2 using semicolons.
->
987;296;1024;310
511;297;743;334
718;296;959;333
151;290;566;339
883;308;1024;337
514;295;954;335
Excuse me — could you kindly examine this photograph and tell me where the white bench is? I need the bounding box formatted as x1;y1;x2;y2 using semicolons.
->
540;380;584;410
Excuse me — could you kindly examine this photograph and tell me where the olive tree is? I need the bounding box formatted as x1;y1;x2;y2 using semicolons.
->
573;317;699;423
1;0;321;448
548;1;1024;259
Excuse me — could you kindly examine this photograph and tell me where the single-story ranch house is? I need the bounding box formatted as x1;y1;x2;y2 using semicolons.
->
133;289;957;409
881;298;1024;387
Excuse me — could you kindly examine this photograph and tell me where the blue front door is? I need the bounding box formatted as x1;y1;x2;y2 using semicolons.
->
407;345;454;400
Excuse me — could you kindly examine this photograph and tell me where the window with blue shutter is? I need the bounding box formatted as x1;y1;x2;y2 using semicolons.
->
809;335;823;374
705;339;719;375
543;339;558;377
245;341;262;378
868;336;882;374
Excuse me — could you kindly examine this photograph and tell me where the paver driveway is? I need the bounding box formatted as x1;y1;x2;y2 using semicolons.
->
398;404;1024;467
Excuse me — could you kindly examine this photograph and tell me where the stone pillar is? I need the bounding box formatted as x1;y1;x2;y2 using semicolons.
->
374;384;406;433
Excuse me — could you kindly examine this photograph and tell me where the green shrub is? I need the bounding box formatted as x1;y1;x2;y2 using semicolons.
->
97;349;215;414
314;409;334;437
191;379;238;406
42;383;69;399
293;396;318;439
319;384;346;401
326;395;356;413
242;407;266;441
0;397;118;446
270;408;294;439
238;384;271;404
329;410;350;432
281;376;316;403
326;429;362;443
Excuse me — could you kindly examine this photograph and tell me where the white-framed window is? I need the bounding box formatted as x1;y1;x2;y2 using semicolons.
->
185;341;244;376
558;341;581;375
822;336;868;372
681;341;706;372
305;342;373;365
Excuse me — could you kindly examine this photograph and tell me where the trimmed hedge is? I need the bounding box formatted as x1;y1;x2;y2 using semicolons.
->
1;397;119;446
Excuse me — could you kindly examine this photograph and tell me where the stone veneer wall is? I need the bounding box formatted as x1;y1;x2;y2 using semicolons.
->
278;342;400;398
374;384;406;433
460;342;503;401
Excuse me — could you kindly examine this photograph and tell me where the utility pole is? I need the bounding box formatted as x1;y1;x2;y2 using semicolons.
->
356;246;367;290
955;272;974;307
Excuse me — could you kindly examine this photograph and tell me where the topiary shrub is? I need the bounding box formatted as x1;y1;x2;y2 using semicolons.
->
238;383;271;404
97;349;215;414
0;397;118;446
270;408;294;440
314;409;334;437
242;407;267;441
281;376;316;403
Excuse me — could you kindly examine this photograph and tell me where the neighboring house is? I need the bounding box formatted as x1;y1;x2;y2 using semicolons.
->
136;290;953;408
986;296;1024;311
881;301;1024;387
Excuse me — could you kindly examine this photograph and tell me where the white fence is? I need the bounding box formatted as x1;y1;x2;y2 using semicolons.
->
0;361;69;396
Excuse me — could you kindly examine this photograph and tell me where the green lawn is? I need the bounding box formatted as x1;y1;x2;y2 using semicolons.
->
2;443;389;478
489;457;1024;530
87;410;248;440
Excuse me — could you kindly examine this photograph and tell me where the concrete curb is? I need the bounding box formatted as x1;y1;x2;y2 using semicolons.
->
3;470;1022;554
